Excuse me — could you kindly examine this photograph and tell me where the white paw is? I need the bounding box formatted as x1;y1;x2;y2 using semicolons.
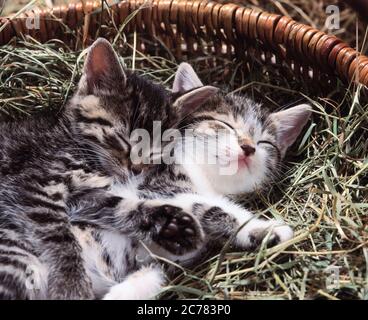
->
103;267;165;300
272;223;294;243
236;219;293;249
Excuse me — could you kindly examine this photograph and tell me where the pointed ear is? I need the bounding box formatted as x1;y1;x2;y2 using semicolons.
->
173;63;203;93
269;104;312;157
173;86;219;116
84;38;126;93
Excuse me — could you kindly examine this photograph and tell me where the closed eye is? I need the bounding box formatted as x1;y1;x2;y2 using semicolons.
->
216;120;235;131
257;140;281;160
192;116;235;131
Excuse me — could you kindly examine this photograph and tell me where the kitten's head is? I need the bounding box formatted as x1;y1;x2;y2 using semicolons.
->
66;38;174;176
172;63;312;194
67;39;218;177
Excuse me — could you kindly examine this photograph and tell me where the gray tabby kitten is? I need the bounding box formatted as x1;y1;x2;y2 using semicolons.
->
0;38;312;300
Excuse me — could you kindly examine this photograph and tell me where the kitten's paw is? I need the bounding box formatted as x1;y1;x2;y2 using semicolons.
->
103;267;164;300
150;205;203;255
236;219;293;250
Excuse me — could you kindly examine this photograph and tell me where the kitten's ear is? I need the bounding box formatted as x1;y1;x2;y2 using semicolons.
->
173;63;203;93
269;104;312;157
83;38;126;93
173;86;219;116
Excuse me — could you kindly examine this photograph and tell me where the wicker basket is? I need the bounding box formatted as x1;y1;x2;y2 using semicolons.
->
0;0;367;88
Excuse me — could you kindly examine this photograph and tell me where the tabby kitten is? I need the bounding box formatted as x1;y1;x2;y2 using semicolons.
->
0;38;311;300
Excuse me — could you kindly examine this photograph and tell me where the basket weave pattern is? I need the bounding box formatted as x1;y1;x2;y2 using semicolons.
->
1;0;367;86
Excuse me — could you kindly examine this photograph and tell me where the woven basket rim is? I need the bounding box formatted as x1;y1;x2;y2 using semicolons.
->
0;0;367;87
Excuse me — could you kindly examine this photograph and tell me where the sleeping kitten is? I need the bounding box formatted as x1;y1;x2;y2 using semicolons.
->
0;38;312;300
0;38;179;299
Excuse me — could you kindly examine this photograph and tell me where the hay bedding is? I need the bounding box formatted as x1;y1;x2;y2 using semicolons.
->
0;2;367;300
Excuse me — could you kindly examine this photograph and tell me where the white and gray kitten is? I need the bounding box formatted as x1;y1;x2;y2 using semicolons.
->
70;42;312;299
0;39;311;300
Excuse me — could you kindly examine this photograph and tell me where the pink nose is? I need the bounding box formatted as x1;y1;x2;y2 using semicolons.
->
241;144;256;156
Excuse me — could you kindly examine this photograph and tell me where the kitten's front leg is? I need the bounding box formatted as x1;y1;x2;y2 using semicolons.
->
143;202;205;255
232;216;293;250
70;193;205;256
171;194;294;250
